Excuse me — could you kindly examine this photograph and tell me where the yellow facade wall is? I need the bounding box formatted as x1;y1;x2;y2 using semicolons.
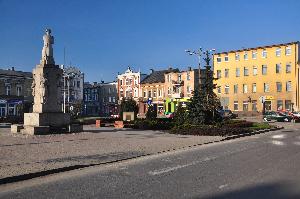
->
213;42;299;113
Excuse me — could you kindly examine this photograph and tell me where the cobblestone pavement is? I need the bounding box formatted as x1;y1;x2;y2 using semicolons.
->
0;125;223;179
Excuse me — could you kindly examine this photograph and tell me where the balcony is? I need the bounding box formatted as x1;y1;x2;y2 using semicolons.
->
172;80;184;86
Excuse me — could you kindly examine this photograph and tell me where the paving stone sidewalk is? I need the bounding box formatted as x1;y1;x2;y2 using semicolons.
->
0;125;223;179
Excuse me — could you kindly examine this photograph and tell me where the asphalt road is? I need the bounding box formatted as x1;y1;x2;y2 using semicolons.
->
1;126;300;199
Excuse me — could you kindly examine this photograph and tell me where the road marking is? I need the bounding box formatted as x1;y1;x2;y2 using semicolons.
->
271;140;285;146
272;134;286;139
219;184;228;189
148;156;217;176
294;142;300;146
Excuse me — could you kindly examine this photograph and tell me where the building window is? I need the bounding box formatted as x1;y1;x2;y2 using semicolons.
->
153;90;156;98
286;63;291;73
16;85;22;96
252;51;257;59
187;72;190;80
158;89;162;97
243;84;248;93
187;86;192;94
143;91;147;98
285;100;292;111
235;53;240;61
252;83;257;93
120;80;123;85
234;101;238;111
277;100;283;111
285;46;291;55
168;74;171;82
276;82;282;92
167;87;171;95
234;84;238;94
148;90;152;98
244;52;248;60
95;94;98;101
262;49;267;58
225;69;229;78
217;56;221;63
244;67;249;76
217;70;221;79
77;81;80;88
243;101;248;111
225;85;229;94
109;97;112;102
134;89;138;97
262;65;267;75
276;64;281;73
224;54;229;62
236;68;240;77
275;48;281;57
286;81;292;92
5;84;11;95
264;83;269;92
253;66;257;76
217;86;221;94
178;74;182;82
252;100;257;111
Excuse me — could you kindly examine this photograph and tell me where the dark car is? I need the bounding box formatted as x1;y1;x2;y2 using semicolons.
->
263;111;292;122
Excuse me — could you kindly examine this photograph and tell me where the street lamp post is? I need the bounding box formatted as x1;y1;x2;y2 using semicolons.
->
185;48;202;86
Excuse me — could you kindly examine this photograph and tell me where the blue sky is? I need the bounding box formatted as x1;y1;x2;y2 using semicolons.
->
0;0;299;82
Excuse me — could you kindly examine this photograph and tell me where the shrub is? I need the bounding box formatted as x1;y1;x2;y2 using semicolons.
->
134;118;174;130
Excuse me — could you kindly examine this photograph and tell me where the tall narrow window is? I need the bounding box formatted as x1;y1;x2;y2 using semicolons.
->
286;63;291;73
252;51;257;59
276;82;282;92
225;85;229;94
225;69;229;78
286;81;292;92
5;84;11;95
253;66;257;76
243;84;248;93
217;56;221;63
262;65;267;75
275;48;281;57
244;52;248;60
252;83;257;93
224;54;229;62
285;100;292;111
285;46;291;55
243;101;249;111
217;70;222;79
16;85;22;96
234;101;239;111
277;100;283;111
264;83;269;92
276;64;281;74
262;49;267;58
244;67;249;76
235;52;240;61
217;86;221;94
236;68;240;77
234;84;238;94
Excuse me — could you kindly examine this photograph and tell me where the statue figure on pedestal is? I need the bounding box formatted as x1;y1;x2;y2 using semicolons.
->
40;75;48;104
41;28;54;64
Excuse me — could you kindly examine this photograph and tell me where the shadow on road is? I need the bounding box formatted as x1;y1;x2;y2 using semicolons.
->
195;182;300;199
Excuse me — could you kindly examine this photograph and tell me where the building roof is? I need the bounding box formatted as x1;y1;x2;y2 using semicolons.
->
0;68;32;78
141;68;179;84
215;41;299;55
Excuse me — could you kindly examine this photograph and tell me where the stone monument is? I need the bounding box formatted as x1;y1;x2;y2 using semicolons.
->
11;29;81;135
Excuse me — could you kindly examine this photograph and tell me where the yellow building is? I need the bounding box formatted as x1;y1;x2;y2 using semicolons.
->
213;41;299;115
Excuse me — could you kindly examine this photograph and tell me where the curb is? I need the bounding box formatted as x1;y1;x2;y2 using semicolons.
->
0;126;283;185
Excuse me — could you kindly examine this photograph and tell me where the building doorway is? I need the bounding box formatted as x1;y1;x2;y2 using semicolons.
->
265;101;272;111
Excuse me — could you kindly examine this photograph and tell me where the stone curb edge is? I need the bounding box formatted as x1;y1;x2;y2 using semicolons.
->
0;126;283;186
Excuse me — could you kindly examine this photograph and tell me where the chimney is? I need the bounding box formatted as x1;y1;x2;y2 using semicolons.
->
11;67;15;71
150;69;154;74
168;67;173;70
188;67;192;71
101;80;104;84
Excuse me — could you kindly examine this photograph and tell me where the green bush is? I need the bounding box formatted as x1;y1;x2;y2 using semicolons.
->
134;118;174;130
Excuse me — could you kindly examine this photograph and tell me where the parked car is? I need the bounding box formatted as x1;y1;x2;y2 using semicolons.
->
263;111;293;122
217;109;238;119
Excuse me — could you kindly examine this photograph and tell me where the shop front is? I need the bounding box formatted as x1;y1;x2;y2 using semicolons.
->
164;97;190;114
